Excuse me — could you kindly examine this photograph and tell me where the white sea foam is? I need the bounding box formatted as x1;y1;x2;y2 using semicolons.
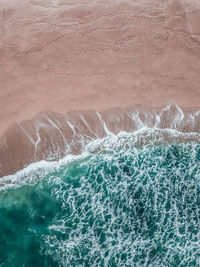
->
1;102;200;191
0;125;199;191
41;138;200;266
0;123;199;266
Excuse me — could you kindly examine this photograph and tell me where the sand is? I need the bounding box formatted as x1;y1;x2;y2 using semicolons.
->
0;0;200;176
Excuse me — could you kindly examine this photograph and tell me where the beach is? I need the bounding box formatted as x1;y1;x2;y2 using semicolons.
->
0;0;200;176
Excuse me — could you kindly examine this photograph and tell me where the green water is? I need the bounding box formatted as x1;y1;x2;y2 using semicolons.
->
0;140;200;266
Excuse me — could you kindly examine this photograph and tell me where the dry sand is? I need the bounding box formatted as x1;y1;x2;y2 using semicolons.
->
0;0;200;176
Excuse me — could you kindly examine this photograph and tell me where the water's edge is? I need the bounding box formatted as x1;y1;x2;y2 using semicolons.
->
0;102;200;178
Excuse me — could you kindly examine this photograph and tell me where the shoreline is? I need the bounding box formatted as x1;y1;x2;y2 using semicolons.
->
0;102;200;178
1;126;200;192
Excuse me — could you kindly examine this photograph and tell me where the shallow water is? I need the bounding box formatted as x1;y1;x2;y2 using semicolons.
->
0;130;200;266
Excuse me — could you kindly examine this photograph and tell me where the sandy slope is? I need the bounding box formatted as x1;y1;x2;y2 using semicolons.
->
0;0;200;176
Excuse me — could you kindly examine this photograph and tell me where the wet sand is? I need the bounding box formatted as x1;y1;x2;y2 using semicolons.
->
0;0;200;176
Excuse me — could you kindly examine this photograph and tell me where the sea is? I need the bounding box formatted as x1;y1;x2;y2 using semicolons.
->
0;105;200;266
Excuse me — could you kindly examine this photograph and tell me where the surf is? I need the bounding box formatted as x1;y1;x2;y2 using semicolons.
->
0;116;199;266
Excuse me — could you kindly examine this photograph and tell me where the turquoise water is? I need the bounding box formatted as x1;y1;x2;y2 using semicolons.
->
0;133;200;266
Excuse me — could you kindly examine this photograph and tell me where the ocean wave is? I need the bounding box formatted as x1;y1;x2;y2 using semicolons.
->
0;122;199;191
0;137;199;266
0;102;200;266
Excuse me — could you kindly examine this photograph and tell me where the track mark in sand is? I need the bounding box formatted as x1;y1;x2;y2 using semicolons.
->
11;26;169;58
12;26;107;57
2;9;199;60
0;44;179;74
6;9;200;33
9;14;200;59
114;31;169;45
7;11;133;32
0;62;190;84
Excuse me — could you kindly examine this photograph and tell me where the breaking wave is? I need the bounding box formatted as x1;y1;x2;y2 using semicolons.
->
0;103;200;266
